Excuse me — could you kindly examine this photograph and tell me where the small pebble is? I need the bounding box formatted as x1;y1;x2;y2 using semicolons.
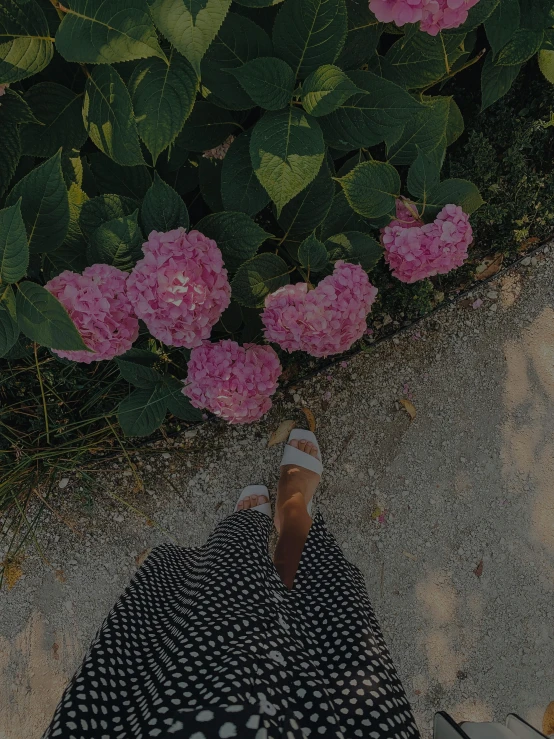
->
58;478;69;490
162;453;171;459
522;257;531;266
486;291;498;299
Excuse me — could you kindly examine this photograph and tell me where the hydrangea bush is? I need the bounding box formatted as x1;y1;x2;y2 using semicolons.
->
0;0;551;433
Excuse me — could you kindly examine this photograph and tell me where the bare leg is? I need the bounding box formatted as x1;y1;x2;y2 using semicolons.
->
274;439;321;589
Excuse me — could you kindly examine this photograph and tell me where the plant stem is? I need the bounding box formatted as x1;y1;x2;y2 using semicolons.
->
419;48;487;95
34;344;50;446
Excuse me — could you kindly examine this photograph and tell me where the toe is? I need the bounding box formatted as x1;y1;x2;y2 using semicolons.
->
237;499;244;511
257;494;269;505
307;442;320;459
297;439;309;453
249;495;259;507
288;439;299;449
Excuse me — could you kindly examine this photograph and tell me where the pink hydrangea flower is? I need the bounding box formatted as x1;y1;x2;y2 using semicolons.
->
0;83;9;97
183;340;282;424
369;0;480;35
382;200;473;283
45;264;139;363
127;228;231;348
202;135;235;160
262;261;378;358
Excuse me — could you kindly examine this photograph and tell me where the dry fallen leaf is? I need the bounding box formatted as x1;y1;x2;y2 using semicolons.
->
55;569;66;583
301;407;316;432
403;551;417;561
517;236;539;252
473;559;484;578
52;643;60;661
2;557;24;590
475;253;503;281
267;419;295;448
135;548;152;568
399;398;416;421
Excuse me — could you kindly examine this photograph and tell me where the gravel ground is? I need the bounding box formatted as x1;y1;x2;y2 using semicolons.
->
1;247;553;739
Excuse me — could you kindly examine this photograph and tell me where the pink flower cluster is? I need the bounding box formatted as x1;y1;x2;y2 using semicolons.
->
183;340;281;424
203;135;235;160
382;200;473;283
127;228;231;348
369;0;480;35
45;264;139;363
262;261;378;358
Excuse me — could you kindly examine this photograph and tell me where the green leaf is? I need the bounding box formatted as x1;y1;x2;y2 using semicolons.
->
1;282;17;321
539;48;554;83
79;194;139;240
83;65;144;166
234;0;284;6
116;357;163;387
176;101;239;152
0;88;41;125
129;49;198;164
298;234;328;272
228;57;295;110
198;157;224;211
407;148;441;202
0;293;18;357
201;12;273;110
301;65;359;117
385;32;467;89
318;70;422;150
195;211;271;273
277;161;334;237
88;152;152;199
387;95;463;166
424;178;483;216
444;0;499;32
231;253;290;307
324;231;382;271
16;280;88;350
0;0;54;83
338;160;400;219
118;385;169;436
496;28;544;65
6;150;69;254
250;107;325;216
141;173;189;234
273;0;347;78
165;384;202;422
221;132;270;216
0;124;21;199
485;0;520;57
520;0;553;31
0;202;29;284
87;211;143;272
150;0;232;75
336;0;382;70
20;83;87;158
480;56;521;110
319;191;372;240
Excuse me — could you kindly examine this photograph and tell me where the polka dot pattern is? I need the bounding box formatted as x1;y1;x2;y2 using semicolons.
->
43;511;420;738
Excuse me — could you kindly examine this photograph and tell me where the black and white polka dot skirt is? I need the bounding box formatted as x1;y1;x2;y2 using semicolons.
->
44;510;420;739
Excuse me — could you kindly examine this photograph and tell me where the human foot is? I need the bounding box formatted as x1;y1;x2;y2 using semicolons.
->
275;439;321;533
236;493;269;511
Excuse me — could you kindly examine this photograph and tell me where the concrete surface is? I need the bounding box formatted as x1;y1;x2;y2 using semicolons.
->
1;246;554;739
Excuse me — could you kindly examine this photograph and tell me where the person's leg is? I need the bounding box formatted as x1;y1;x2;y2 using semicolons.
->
274;438;321;589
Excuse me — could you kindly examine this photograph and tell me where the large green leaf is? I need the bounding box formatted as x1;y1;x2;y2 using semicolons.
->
407;148;441;203
198;157;224;211
273;0;347;78
118;385;169;436
277;161;334;237
87;211;143;272
83;65;144;166
0;0;54;83
336;0;382;70
319;191;372;239
521;0;553;31
141;173;189;234
88;152;152;199
228;57;295;110
0;88;41;125
176;101;239;152
495;28;544;65
387;95;463;166
164;382;203;422
0;202;29;284
6;151;69;254
79;194;139;240
480;55;521;110
55;0;164;64
129;49;198;163
298;234;328;272
423;178;484;216
538;48;554;83
324;231;382;271
149;0;232;75
250;107;325;216
484;0;520;57
338;160;400;219
16;280;88;350
0;123;21;199
116;355;163;387
220;132;270;215
301;65;360;117
20;82;87;158
0;288;19;357
201;12;273;110
231;253;290;307
385;32;467;89
318;70;422;150
195;211;271;273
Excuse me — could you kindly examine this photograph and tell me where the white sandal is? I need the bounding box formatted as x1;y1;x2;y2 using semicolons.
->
234;485;271;517
280;430;323;516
